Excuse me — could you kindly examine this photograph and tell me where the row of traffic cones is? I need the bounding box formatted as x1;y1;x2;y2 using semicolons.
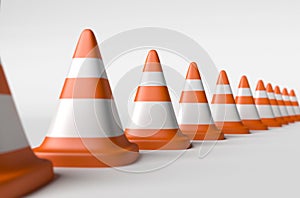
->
1;29;300;197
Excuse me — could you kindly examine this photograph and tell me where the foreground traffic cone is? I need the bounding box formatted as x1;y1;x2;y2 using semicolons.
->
178;62;225;140
211;70;249;134
282;88;298;122
235;76;268;130
125;50;191;150
274;86;294;123
0;61;53;197
254;80;282;127
266;83;288;125
34;29;139;167
289;89;300;121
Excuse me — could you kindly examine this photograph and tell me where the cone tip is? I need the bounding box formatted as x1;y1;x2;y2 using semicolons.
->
266;83;274;92
73;29;101;58
186;62;201;79
143;50;162;72
238;75;250;88
217;70;229;85
282;88;288;95
274;86;281;94
290;89;296;96
256;80;266;91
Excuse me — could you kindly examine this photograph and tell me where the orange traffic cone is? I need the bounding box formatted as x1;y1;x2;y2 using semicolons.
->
254;80;282;127
282;88;298;122
211;70;249;134
274;86;294;123
0;61;53;197
178;62;225;140
266;83;288;125
289;89;300;121
34;29;139;167
125;50;191;150
235;76;268;130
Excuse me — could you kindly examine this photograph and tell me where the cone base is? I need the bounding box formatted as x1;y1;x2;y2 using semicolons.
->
215;122;250;134
241;120;268;130
125;129;191;150
0;147;54;197
34;135;139;167
261;118;282;127
179;124;225;140
277;117;289;125
295;115;300;122
282;116;291;124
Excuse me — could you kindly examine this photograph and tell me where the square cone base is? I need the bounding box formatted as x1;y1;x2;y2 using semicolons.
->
241;120;268;130
261;118;282;127
34;135;139;167
215;122;250;134
0;147;54;197
125;129;191;150
179;124;225;140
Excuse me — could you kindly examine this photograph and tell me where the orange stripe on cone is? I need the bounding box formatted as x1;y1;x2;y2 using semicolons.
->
289;89;300;121
60;78;113;99
211;71;249;134
179;91;208;103
0;65;11;95
134;86;171;102
282;88;298;121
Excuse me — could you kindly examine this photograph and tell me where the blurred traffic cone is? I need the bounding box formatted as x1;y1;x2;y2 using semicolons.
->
34;29;139;167
125;50;191;150
274;86;294;123
211;70;249;134
254;80;282;127
282;88;298;122
289;89;300;121
178;62;225;140
0;61;53;197
266;83;288;125
235;76;268;130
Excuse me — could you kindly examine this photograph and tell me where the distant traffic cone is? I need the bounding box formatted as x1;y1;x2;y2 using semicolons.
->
274;86;294;123
266;83;288;125
34;29;139;167
178;62;225;140
254;80;282;127
235;76;268;130
0;61;53;197
125;50;191;150
282;88;298;122
289;89;300;121
211;70;249;134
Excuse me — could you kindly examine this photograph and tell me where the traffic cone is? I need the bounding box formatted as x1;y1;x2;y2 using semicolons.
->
178;62;225;140
282;88;298;122
34;29;139;167
289;89;300;121
0;61;53;197
266;83;288;125
235;76;268;130
274;86;294;123
254;80;282;127
211;70;249;134
125;50;191;150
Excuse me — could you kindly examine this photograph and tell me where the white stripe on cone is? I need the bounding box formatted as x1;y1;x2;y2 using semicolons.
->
68;58;107;78
290;96;300;115
275;94;289;116
236;104;261;120
212;104;242;122
178;103;213;125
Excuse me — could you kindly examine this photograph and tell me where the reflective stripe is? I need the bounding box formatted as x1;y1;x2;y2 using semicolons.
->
67;58;107;78
178;103;213;124
236;104;260;120
128;102;178;129
47;99;124;138
215;85;232;94
140;72;166;86
255;90;268;98
183;80;204;91
256;105;275;118
211;104;241;122
237;88;252;96
0;95;29;153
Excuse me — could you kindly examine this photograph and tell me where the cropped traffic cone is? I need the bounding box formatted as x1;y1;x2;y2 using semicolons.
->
254;80;282;127
282;88;298;122
178;62;225;140
266;83;288;125
289;89;300;121
211;70;249;134
0;61;53;197
274;86;294;123
235;76;268;130
34;29;139;167
125;50;191;150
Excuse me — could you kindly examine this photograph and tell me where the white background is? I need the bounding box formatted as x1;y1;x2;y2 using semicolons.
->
1;0;300;197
